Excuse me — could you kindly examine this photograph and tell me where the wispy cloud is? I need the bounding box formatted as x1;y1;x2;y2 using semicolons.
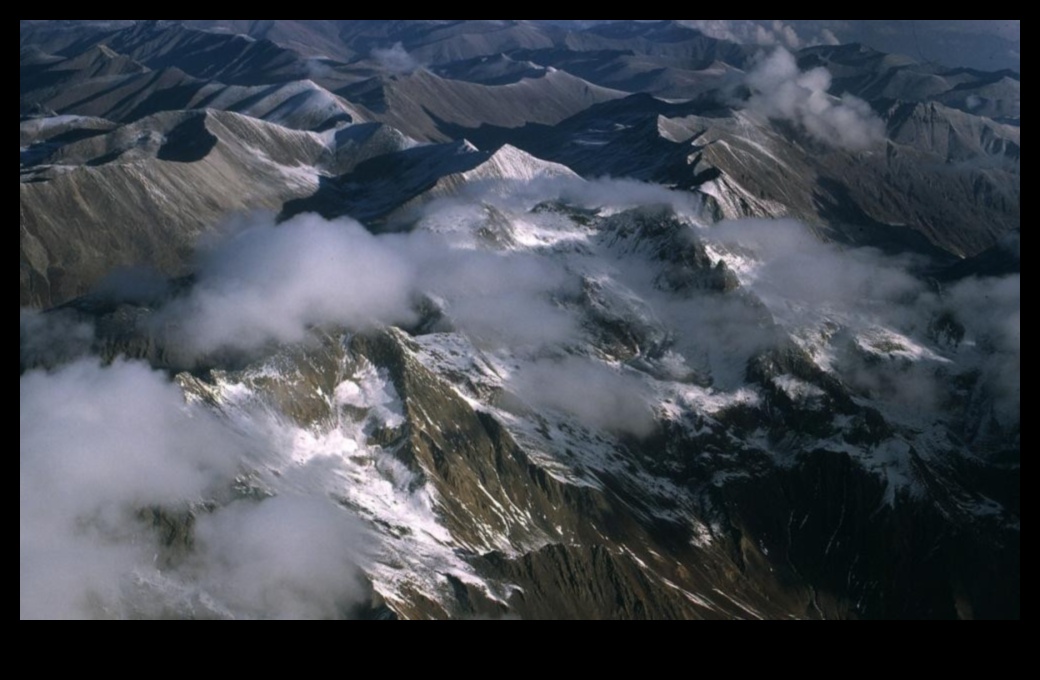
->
743;48;885;149
371;42;421;74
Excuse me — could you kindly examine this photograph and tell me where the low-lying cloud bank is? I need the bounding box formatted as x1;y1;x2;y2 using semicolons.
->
20;359;369;619
151;179;700;363
158;210;580;358
160;214;418;356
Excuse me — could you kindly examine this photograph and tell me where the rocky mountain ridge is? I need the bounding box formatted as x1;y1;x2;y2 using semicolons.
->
20;20;1019;619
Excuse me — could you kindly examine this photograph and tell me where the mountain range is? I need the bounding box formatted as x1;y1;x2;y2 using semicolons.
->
20;20;1019;619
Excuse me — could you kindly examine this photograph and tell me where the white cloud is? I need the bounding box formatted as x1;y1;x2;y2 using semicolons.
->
191;496;370;620
744;48;885;149
20;358;371;619
159;213;418;358
371;42;420;74
20;359;237;618
509;356;657;436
